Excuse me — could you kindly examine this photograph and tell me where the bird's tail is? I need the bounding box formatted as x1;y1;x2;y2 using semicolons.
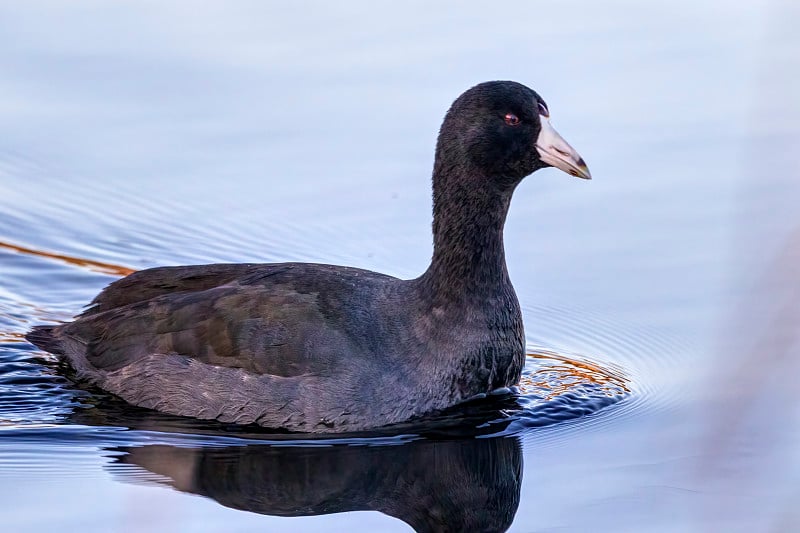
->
25;325;64;355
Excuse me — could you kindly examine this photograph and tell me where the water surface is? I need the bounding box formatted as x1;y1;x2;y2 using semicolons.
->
1;1;799;531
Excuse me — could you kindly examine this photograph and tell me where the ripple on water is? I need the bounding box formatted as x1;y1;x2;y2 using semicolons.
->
515;347;630;422
0;340;89;427
509;304;692;444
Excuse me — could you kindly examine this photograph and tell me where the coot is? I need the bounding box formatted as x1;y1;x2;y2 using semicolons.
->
27;81;590;433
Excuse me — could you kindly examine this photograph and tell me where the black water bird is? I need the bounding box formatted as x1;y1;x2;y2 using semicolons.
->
27;81;591;432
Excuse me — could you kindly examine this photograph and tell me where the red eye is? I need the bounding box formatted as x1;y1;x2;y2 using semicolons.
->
537;102;550;118
504;113;520;126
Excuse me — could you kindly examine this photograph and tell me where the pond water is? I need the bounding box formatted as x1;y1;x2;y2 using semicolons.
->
1;1;798;531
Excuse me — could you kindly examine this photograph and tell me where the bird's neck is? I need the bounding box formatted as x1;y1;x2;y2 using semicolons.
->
418;165;514;303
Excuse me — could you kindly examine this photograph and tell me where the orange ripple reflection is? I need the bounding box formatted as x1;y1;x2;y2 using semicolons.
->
521;349;630;400
0;332;26;343
0;240;135;277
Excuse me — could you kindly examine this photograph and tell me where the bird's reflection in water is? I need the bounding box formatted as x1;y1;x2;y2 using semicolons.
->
109;435;521;533
64;375;525;531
